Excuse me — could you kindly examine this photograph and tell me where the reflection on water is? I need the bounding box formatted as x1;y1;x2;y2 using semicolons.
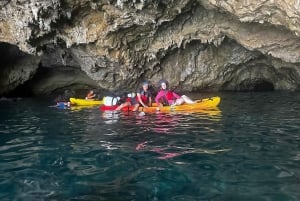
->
101;111;120;124
135;141;231;159
101;107;222;124
69;105;99;111
1;92;300;201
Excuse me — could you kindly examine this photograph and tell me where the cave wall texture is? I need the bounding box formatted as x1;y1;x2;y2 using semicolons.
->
0;0;300;96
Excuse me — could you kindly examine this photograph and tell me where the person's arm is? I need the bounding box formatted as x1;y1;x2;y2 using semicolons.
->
137;93;147;107
172;92;181;99
148;96;152;106
86;92;95;99
155;91;164;110
89;94;96;99
155;91;164;104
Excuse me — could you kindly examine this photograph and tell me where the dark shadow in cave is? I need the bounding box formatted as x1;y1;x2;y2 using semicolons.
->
238;79;275;91
0;42;26;67
253;80;274;91
0;42;34;97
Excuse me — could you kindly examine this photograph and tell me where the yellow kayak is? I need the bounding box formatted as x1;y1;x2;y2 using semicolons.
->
69;98;103;106
143;96;221;112
100;96;221;112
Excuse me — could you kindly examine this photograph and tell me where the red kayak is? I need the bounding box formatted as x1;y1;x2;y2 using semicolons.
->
100;105;121;111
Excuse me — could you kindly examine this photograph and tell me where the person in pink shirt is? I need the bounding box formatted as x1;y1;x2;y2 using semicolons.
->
155;80;195;110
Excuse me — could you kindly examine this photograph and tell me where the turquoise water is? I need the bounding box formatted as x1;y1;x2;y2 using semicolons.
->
0;92;299;201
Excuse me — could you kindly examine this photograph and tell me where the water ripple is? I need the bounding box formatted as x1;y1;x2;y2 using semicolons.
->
0;93;300;200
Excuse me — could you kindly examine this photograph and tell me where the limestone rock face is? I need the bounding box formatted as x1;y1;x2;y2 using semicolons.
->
0;0;300;96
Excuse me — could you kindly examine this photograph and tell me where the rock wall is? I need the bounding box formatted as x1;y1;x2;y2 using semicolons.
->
0;0;299;96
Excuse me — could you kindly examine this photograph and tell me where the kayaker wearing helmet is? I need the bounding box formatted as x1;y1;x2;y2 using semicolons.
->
115;81;152;111
155;79;195;110
133;81;152;111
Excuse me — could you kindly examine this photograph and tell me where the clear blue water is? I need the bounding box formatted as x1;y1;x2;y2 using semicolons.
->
0;92;299;201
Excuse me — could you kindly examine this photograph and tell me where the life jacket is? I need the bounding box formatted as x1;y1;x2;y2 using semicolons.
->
159;90;175;106
165;91;175;100
137;89;151;103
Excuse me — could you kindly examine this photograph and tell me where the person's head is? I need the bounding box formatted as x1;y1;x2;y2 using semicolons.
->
89;90;94;94
158;79;168;90
161;82;167;90
142;81;149;91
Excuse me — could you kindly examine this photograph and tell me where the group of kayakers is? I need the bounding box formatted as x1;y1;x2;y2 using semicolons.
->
56;79;195;111
112;79;195;111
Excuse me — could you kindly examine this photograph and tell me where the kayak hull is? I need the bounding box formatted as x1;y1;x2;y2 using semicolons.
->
70;98;103;106
100;96;221;112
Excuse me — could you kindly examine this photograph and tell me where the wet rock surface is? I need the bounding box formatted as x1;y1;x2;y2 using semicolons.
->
0;0;299;96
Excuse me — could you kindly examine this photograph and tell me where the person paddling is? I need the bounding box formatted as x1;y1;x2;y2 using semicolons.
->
85;90;96;100
155;79;195;110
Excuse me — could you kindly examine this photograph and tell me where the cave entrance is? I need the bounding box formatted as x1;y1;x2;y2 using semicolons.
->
239;78;274;91
253;80;274;91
